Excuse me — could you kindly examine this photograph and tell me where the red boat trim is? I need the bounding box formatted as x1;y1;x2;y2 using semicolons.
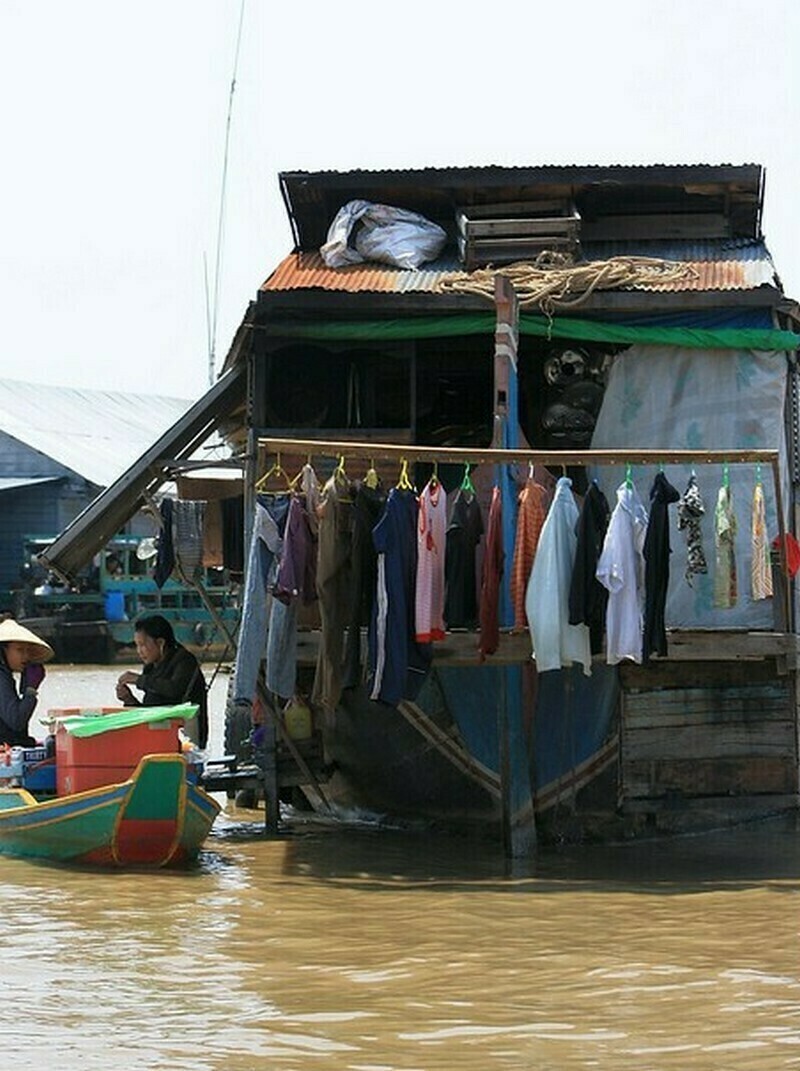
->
110;754;188;867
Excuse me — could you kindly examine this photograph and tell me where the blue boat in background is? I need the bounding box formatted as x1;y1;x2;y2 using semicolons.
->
19;534;238;664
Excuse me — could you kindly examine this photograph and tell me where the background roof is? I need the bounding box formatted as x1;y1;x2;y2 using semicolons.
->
0;379;194;487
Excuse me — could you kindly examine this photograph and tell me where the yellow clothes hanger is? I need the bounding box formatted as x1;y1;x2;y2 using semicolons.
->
364;458;379;489
256;453;291;492
397;458;414;491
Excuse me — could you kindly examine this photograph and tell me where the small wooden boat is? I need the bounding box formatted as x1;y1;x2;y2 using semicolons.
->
0;753;220;867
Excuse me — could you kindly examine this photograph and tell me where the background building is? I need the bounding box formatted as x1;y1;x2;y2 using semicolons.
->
0;378;193;608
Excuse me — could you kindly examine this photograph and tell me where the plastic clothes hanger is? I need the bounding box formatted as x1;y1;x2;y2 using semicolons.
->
460;463;475;496
364;458;379;489
289;458;309;491
396;458;414;491
332;454;349;490
625;463;633;490
331;454;353;501
256;453;291;492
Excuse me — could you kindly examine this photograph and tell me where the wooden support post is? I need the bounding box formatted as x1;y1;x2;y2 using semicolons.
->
492;274;519;449
256;677;280;836
493;275;536;858
498;669;512;858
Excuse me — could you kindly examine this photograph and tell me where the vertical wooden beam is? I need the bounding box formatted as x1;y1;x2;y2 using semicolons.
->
492;275;519;449
493;274;536;858
256;679;280;836
245;350;279;835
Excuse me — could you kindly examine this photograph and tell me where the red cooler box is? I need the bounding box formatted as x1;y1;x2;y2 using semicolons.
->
56;716;184;795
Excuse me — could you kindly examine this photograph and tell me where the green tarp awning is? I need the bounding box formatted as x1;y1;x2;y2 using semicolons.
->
266;314;800;351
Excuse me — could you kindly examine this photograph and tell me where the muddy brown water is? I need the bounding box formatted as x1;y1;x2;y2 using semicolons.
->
2;666;799;1069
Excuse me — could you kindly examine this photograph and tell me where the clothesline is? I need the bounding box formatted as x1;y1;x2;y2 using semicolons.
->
255;435;791;629
256;436;779;470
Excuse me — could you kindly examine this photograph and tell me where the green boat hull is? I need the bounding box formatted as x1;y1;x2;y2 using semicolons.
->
0;754;220;867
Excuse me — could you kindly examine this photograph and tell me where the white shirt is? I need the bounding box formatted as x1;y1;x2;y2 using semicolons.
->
525;477;592;676
596;481;649;664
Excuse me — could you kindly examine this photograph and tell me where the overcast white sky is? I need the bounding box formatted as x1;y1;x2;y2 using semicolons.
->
1;1;798;400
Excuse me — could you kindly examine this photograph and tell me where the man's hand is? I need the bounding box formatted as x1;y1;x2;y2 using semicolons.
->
115;682;136;705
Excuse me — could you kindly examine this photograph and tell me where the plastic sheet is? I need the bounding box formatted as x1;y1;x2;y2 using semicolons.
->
321;200;446;270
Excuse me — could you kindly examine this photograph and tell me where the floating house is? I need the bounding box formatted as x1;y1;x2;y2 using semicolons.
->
43;164;800;850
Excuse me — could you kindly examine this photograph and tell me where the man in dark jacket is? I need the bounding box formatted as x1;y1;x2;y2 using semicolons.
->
115;614;208;748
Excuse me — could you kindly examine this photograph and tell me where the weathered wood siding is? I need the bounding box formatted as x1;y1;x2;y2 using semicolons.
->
620;661;798;801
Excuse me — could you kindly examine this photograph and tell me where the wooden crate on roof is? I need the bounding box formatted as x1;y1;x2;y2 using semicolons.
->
456;200;581;269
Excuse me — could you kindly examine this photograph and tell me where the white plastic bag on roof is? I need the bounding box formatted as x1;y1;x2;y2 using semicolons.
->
320;199;447;270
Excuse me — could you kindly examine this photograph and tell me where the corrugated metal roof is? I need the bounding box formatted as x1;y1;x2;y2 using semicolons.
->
261;240;777;297
262;252;463;294
0;380;196;488
583;239;776;291
279;164;766;250
285;161;761;171
0;476;62;493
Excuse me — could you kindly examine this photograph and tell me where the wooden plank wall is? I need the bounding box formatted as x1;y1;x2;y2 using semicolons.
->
619;661;798;801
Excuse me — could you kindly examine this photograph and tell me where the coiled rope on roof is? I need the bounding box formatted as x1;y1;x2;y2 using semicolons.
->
436;252;700;316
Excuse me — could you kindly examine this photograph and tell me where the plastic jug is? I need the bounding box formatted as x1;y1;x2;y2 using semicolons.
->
283;698;313;741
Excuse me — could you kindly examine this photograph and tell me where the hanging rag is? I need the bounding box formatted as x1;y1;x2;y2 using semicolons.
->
415;478;448;643
751;481;773;600
527;476;592;675
677;474;708;586
312;473;355;712
713;484;738;609
478;485;504;660
232;494;291;705
300;463;322;535
443;489;484;629
568;481;611;655
368;487;431;704
772;533;800;579
342;481;386;690
174;500;206;577
642;471;680;662
153;498;175;589
596;480;649;665
510;477;548;631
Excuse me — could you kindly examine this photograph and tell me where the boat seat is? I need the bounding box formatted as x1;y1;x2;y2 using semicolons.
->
0;787;38;810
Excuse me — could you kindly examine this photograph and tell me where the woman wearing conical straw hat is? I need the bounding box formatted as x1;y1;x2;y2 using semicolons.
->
0;618;54;746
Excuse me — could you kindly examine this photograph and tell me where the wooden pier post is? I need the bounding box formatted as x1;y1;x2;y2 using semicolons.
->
494;275;537;858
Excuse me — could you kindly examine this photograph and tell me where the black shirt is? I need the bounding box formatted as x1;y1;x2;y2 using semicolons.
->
136;645;208;748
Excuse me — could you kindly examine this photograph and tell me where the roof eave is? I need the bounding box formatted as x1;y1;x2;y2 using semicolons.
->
254;283;784;321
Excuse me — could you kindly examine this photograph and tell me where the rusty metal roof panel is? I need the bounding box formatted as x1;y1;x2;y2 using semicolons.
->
584;239;777;291
261;240;777;297
261;252;463;294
